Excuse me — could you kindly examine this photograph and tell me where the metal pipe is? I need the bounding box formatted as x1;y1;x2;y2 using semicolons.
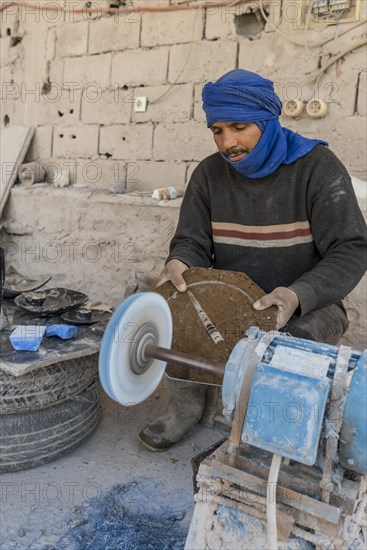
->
144;344;225;378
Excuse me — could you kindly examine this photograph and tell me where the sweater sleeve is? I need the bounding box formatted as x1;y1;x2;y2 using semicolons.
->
166;163;213;268
288;148;367;316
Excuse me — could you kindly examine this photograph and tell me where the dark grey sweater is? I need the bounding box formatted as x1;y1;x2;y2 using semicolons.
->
168;145;367;316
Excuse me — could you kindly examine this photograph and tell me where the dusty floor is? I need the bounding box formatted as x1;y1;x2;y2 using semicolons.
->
0;377;227;549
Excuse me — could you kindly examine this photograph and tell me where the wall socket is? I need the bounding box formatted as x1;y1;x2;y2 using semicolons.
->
134;97;148;112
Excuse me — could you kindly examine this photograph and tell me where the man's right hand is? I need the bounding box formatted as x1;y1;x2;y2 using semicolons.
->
156;259;189;292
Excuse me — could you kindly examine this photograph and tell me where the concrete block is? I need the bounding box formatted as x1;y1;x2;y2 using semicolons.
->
168;41;237;84
153;122;216;161
100;124;153;160
37;89;82;126
0;6;18;38
89;14;140;54
73;158;126;188
125;160;187;190
280;0;306;30
132;84;193;123
56;21;88;57
239;34;317;81
329;116;367;178
0;37;10;66
111;48;169;87
46;27;56;62
1;101;15;127
194;83;206;122
0;65;13;100
322;49;367;114
49;59;64;85
63;0;111;23
12;99;24;125
16;3;56;32
205;1;278;40
64;53;111;89
205;4;236;40
26;126;53;161
53;125;99;158
81;88;131;125
70;158;186;190
141;10;203;47
186;161;200;185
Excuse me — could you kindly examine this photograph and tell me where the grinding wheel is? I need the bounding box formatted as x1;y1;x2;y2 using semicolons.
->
155;268;277;385
99;292;172;405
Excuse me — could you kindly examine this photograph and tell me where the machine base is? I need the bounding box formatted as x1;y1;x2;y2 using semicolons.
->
186;439;367;549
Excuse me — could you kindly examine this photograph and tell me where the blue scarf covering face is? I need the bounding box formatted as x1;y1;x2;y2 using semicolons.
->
202;70;328;179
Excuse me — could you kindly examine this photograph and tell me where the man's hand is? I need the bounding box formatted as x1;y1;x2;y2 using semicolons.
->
156;259;189;292
253;287;300;329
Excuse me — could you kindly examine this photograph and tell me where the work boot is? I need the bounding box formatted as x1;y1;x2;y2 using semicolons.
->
139;377;208;451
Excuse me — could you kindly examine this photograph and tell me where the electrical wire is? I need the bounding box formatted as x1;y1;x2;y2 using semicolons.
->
304;2;323;58
258;0;366;50
147;0;242;105
267;453;282;550
148;6;204;105
258;0;323;48
308;38;367;83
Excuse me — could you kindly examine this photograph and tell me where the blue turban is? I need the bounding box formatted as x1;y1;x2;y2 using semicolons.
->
202;70;327;179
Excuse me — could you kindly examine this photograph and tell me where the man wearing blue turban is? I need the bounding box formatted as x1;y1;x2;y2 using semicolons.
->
139;70;367;452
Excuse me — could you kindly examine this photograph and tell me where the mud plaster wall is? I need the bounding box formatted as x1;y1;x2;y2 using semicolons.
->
0;0;366;348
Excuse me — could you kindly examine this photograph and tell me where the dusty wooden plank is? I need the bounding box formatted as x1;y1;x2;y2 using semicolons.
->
211;459;341;524
201;493;295;543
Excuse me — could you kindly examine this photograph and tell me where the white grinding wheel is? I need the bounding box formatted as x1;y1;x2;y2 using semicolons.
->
98;292;172;405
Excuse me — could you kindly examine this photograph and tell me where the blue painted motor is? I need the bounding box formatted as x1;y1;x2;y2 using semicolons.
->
222;328;367;475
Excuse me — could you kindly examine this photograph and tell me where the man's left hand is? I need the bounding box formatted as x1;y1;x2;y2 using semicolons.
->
253;287;300;329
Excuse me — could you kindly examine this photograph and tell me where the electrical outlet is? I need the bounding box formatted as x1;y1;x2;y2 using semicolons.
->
134;97;148;113
283;99;305;118
306;99;328;118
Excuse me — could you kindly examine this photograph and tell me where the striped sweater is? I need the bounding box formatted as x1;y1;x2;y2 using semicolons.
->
167;145;367;316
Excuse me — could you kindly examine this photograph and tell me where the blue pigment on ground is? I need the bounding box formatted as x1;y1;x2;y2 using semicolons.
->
57;482;187;549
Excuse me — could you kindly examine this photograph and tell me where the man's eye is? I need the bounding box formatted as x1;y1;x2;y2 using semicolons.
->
235;126;247;131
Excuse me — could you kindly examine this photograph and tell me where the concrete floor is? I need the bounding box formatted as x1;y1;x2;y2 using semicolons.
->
0;377;228;549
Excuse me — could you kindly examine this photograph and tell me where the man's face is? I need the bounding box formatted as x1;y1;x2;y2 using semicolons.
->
210;121;262;161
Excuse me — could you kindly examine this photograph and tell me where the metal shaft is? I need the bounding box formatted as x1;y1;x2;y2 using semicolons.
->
144;344;225;378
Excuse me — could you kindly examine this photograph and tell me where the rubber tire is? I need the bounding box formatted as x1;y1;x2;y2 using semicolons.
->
0;383;101;473
0;355;98;414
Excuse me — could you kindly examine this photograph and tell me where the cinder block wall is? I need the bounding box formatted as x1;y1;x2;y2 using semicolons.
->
1;0;366;189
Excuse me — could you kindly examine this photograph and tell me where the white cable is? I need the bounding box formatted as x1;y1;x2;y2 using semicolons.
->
267;453;282;550
149;6;203;105
258;0;321;48
304;2;322;58
258;0;367;50
150;0;242;105
308;38;367;83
